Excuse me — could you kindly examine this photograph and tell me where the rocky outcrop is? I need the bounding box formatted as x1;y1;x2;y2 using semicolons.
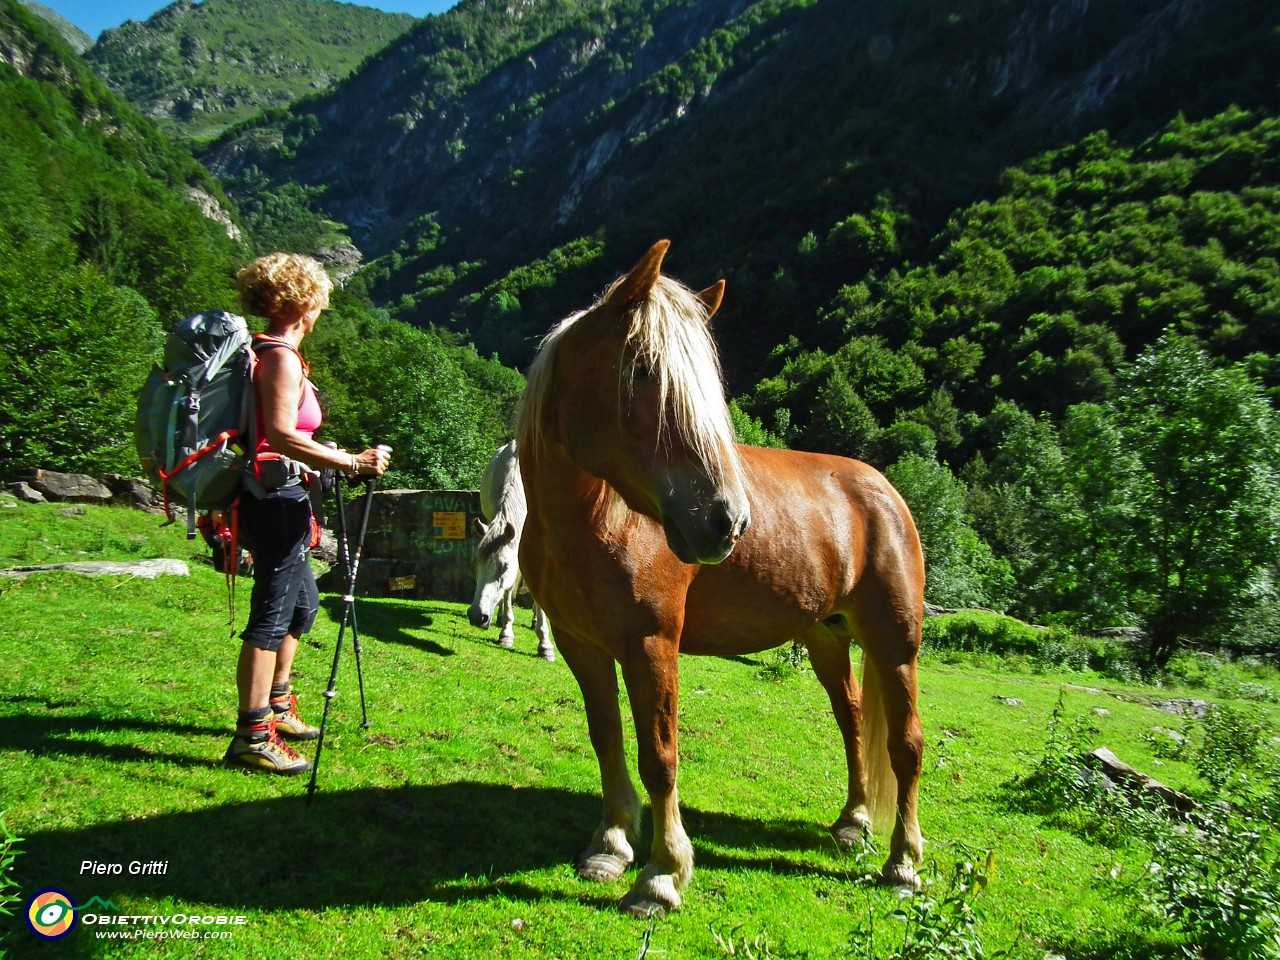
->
185;186;242;241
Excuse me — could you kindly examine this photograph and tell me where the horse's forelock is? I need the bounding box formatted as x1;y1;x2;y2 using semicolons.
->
624;277;740;483
516;279;739;484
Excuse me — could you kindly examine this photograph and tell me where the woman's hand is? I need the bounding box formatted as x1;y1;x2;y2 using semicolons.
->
350;446;391;478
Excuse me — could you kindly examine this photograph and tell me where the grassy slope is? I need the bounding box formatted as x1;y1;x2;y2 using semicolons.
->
0;500;1276;958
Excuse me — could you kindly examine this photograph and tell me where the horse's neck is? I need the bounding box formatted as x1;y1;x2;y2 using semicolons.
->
522;442;637;548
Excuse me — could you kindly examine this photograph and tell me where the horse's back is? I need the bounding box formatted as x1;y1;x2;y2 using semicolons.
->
736;445;921;572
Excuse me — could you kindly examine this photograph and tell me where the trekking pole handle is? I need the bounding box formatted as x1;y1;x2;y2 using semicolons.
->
369;445;392;490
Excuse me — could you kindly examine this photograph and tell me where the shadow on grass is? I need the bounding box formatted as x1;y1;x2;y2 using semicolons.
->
0;696;224;767
15;782;869;914
316;596;453;656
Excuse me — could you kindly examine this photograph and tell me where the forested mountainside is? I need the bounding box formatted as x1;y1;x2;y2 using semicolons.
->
11;0;1280;653
87;0;417;141
200;0;1279;382
188;0;1280;651
0;0;523;492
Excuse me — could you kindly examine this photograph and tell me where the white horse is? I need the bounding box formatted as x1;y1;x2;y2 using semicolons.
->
468;441;555;661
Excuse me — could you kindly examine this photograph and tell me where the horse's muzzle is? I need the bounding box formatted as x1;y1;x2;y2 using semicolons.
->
662;498;750;565
467;606;491;630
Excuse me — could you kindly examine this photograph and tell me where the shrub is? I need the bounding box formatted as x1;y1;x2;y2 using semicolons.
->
1142;807;1280;960
922;611;1045;657
1017;696;1280;959
1195;703;1268;794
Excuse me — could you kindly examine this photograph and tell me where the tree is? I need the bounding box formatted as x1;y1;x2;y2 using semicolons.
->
885;453;1013;610
1116;332;1280;667
0;235;165;476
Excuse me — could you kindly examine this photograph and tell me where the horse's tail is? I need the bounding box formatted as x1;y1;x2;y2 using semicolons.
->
859;651;897;839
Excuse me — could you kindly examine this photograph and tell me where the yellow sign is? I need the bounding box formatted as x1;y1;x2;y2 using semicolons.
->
388;575;416;591
432;511;467;540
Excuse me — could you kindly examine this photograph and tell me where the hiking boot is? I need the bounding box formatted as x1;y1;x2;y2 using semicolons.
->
270;692;320;741
223;722;312;776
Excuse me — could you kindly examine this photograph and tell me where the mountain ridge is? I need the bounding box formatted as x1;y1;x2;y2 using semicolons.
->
86;0;417;141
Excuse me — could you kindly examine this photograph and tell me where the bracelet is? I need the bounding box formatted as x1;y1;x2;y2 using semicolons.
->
349;452;359;475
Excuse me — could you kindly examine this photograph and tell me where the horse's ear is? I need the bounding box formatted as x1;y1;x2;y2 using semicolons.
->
608;240;671;306
473;517;488;538
695;280;726;322
501;522;517;545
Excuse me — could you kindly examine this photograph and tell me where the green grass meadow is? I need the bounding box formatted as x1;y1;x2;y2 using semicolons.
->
1;501;1277;958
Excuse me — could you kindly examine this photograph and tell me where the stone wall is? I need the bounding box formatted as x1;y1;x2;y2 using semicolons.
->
6;470;486;604
320;488;483;603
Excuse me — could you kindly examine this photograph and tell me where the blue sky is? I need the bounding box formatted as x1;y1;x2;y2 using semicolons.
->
37;0;458;42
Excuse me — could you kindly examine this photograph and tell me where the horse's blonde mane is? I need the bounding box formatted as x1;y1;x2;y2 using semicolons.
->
516;275;740;488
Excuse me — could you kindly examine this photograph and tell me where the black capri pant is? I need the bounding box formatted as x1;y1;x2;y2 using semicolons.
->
238;489;318;651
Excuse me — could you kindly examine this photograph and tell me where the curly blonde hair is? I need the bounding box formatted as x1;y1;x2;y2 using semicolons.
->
236;253;332;322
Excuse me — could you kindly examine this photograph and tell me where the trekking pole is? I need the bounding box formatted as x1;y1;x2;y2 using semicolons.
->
324;443;370;730
306;444;390;804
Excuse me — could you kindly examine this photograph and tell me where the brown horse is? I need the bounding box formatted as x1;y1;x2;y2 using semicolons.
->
517;241;925;916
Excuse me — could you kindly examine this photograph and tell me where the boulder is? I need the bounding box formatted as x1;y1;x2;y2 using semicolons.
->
8;482;45;503
0;559;189;579
101;474;159;510
23;469;112;504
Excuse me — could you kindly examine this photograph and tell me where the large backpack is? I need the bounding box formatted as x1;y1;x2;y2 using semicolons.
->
135;310;258;538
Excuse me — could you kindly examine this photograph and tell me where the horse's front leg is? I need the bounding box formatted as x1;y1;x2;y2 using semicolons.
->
531;602;555;662
497;585;516;648
556;629;640;881
618;642;692;917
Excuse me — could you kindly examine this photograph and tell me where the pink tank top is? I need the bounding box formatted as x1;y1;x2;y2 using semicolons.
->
252;337;322;456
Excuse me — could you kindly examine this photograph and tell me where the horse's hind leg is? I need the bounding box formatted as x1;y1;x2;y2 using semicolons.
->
803;624;873;847
555;629;640;881
850;597;925;888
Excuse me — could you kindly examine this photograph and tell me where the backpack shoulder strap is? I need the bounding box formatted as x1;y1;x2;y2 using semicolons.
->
252;334;309;376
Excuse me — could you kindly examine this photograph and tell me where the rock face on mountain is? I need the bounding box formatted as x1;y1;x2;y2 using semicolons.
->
86;0;416;140
17;0;90;52
204;0;760;246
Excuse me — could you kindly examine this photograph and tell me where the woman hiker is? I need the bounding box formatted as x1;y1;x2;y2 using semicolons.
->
225;252;391;775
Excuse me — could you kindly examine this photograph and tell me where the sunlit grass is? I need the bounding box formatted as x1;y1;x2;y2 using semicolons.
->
1;501;1276;958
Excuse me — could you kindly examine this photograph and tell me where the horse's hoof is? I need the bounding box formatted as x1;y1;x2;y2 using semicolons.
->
577;853;630;883
539;647;556;663
499;636;515;649
880;858;921;890
620;876;681;917
829;813;873;849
